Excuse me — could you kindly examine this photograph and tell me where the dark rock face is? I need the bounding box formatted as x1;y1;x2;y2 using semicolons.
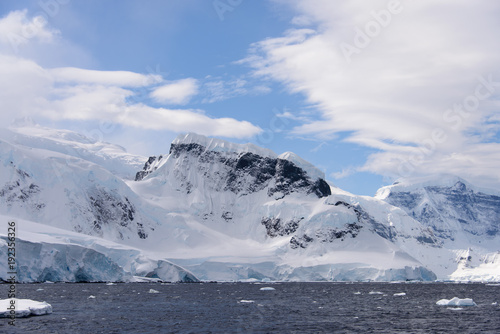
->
290;234;314;249
86;187;147;239
315;223;362;243
135;155;163;181
167;143;332;199
261;201;375;249
0;166;45;211
261;217;303;237
385;181;500;238
330;201;393;241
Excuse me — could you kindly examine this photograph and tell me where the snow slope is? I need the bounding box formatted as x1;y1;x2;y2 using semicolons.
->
1;124;498;282
0;130;156;243
376;176;500;281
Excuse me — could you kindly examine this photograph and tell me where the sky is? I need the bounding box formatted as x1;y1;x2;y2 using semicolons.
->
0;0;499;196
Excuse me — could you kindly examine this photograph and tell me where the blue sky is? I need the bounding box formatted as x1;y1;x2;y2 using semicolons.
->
1;0;500;196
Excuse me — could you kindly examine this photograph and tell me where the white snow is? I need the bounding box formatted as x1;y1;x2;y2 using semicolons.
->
449;252;500;282
436;297;476;306
1;124;498;283
0;299;52;317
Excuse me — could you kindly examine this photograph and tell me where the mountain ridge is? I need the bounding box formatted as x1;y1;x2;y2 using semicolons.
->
0;125;499;282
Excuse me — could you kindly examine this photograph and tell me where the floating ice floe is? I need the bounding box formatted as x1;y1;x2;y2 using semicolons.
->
148;289;160;294
106;283;116;286
353;292;362;295
436;297;476;306
88;295;96;299
239;300;255;303
369;291;384;295
259;287;275;291
394;292;406;296
0;299;52;318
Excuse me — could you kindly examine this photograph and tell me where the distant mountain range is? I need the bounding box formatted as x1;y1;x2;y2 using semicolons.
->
1;121;498;282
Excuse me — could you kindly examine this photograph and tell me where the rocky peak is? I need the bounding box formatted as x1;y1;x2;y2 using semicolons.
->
377;176;500;239
149;133;332;198
135;155;164;181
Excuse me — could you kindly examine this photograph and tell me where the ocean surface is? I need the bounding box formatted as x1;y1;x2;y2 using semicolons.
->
1;282;499;333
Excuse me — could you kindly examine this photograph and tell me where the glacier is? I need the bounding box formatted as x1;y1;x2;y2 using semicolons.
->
0;122;498;282
0;215;197;283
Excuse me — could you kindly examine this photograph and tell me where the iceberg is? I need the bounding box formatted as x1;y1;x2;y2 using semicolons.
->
0;299;52;318
436;297;477;306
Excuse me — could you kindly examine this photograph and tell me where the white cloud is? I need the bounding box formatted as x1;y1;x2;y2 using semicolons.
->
150;78;199;105
0;11;261;140
50;67;161;87
331;167;357;180
0;10;58;53
245;0;500;188
201;77;271;104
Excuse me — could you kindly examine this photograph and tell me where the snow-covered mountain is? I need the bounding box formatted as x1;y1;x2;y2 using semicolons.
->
376;176;500;281
0;123;498;282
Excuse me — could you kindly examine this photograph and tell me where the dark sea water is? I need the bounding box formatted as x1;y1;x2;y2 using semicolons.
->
1;282;499;333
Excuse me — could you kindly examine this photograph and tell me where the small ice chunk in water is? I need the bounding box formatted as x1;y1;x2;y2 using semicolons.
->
353;292;362;295
394;292;406;296
88;295;96;299
106;283;116;286
0;299;52;318
259;287;275;291
436;297;476;306
36;288;44;291
148;289;160;294
239;300;255;303
369;291;384;295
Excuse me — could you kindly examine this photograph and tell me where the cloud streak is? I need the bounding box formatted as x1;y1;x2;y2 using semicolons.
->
244;0;500;188
150;78;199;105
